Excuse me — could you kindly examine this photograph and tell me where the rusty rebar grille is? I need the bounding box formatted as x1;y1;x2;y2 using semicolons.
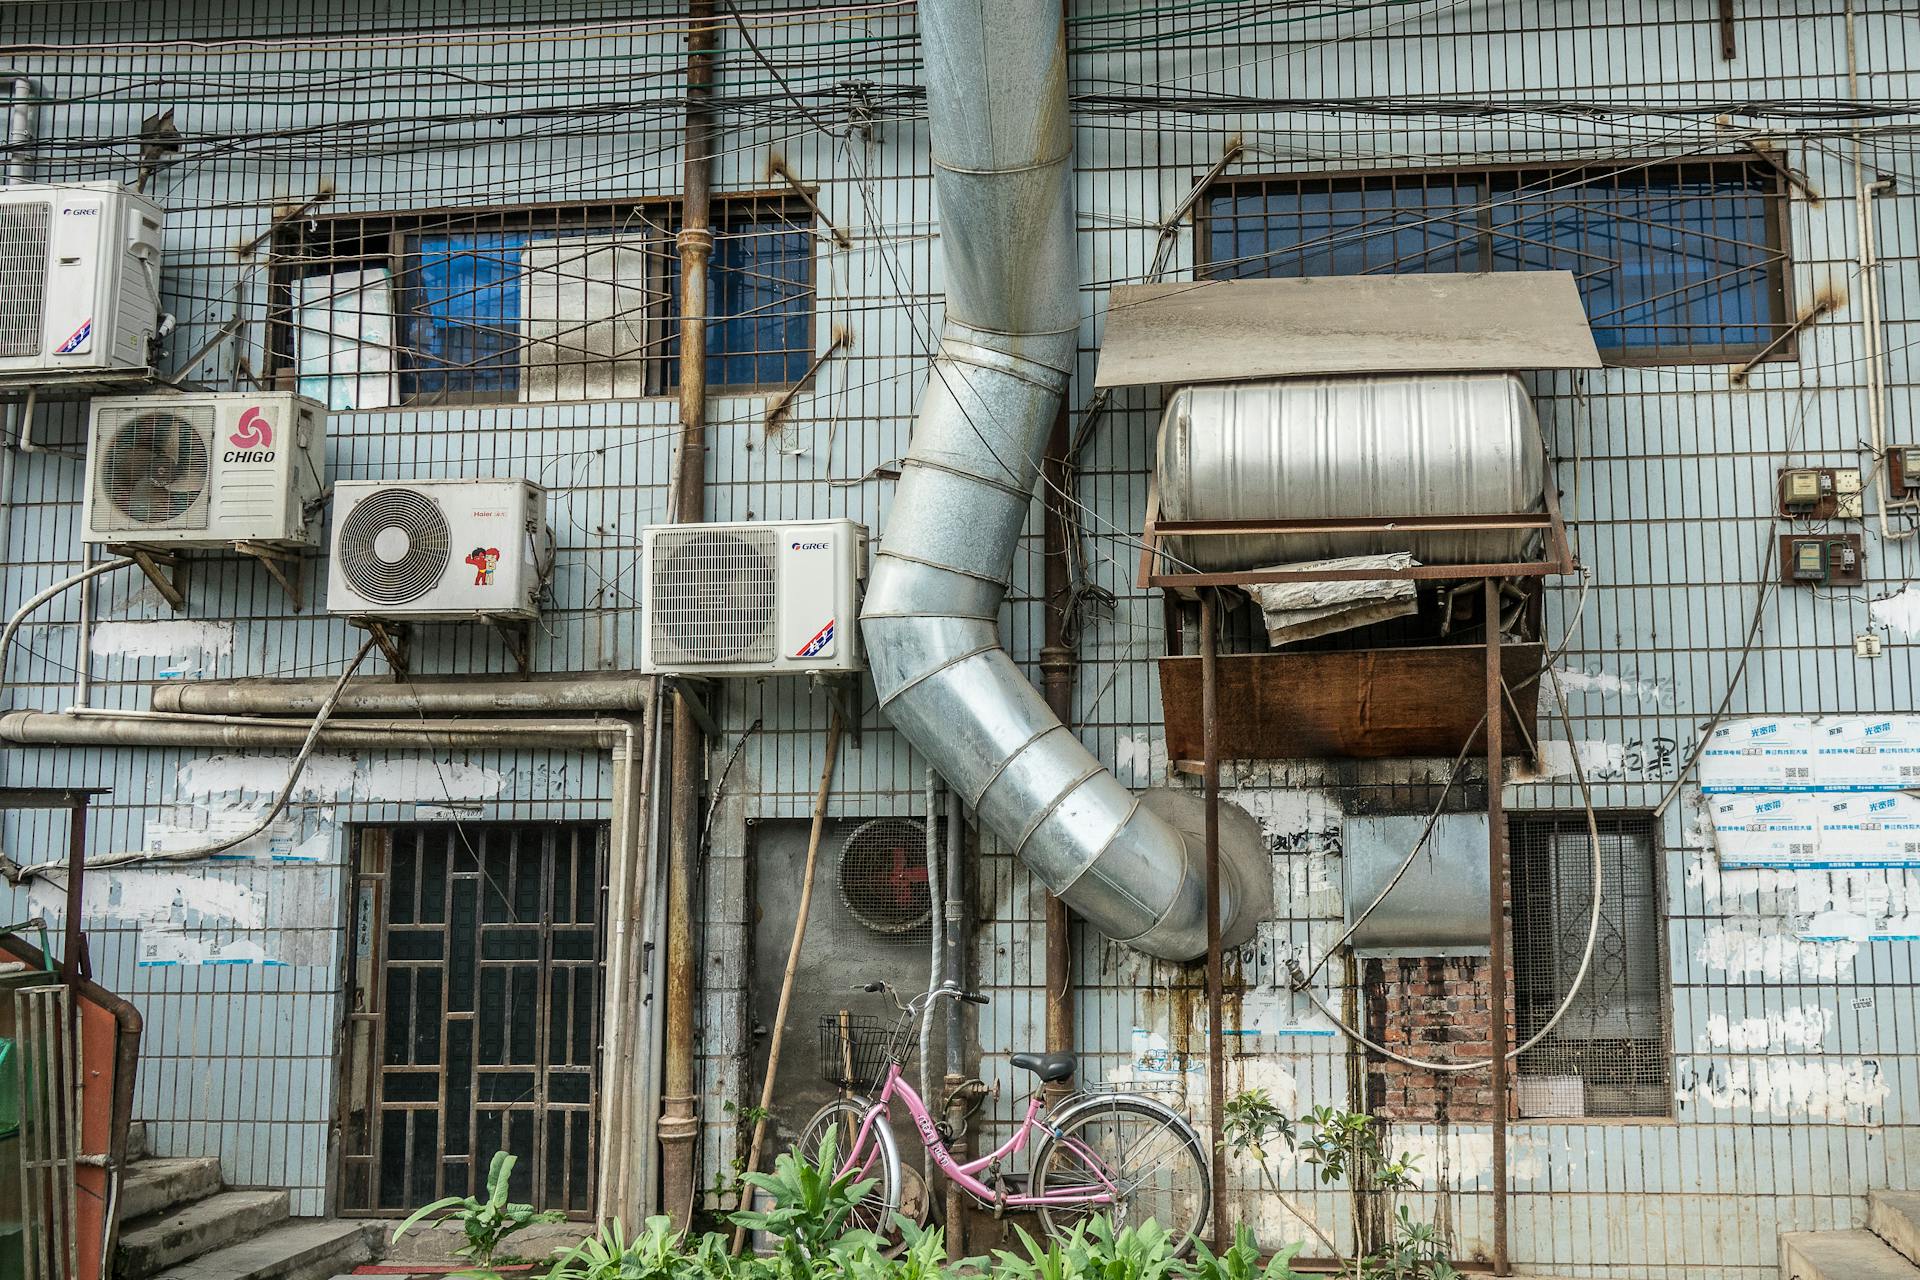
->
1510;812;1669;1119
1200;157;1789;364
269;195;814;408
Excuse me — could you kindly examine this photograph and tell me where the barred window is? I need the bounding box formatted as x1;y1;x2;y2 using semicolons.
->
272;196;814;409
1509;812;1668;1119
1201;159;1790;364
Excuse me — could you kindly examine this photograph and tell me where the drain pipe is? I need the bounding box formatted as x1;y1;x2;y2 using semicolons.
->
0;710;628;751
4;73;34;185
941;786;968;1252
659;0;719;1230
152;673;654;717
859;0;1270;960
1039;412;1076;1099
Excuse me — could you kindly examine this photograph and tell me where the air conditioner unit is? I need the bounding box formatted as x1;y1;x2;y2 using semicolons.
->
641;519;866;676
0;181;163;382
327;478;547;621
83;392;327;548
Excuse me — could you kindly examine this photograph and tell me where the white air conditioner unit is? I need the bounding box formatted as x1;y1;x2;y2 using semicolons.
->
328;478;547;621
83;391;326;548
641;518;866;676
0;182;163;382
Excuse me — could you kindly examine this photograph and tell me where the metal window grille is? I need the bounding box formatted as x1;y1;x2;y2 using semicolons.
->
1509;811;1669;1119
269;194;814;407
339;823;607;1217
1200;157;1790;364
0;200;49;359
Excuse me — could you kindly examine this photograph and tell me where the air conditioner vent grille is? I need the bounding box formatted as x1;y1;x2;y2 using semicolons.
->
338;487;451;605
93;408;214;532
650;526;779;665
0;202;48;359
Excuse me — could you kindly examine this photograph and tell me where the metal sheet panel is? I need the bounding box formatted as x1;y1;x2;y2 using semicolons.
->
1097;274;1603;388
1343;814;1492;957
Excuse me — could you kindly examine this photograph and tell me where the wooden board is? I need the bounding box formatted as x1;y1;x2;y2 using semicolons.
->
1160;643;1544;762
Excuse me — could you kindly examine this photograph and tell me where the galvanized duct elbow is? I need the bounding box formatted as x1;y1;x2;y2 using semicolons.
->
858;0;1271;961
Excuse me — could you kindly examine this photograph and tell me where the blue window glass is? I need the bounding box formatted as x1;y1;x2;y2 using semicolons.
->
662;214;815;390
1203;162;1785;362
402;232;525;401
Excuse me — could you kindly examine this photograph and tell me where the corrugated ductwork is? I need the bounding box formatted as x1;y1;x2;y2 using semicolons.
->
858;0;1271;961
1156;374;1551;571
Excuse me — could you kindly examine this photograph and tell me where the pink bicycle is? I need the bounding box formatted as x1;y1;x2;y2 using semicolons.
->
797;980;1212;1250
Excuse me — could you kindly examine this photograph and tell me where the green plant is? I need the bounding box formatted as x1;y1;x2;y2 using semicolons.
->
994;1217;1185;1280
1181;1224;1306;1280
394;1150;567;1271
728;1127;881;1270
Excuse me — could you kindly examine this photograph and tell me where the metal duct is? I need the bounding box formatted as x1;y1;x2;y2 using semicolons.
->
4;74;34;185
858;0;1271;960
152;673;654;717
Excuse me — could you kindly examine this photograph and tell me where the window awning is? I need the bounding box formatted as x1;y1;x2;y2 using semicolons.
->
1095;271;1603;388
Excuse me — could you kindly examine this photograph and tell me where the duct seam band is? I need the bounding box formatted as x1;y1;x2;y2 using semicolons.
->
932;149;1074;178
1012;761;1110;859
963;721;1061;808
937;346;1077;391
898;456;1037;500
871;641;1006;711
870;547;1010;589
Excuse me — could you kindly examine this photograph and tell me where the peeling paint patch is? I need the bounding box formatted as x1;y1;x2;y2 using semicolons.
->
136;928;284;968
1528;739;1625;780
1697;922;1859;980
1553;664;1671;705
1701;1006;1835;1051
174;754;503;803
30;869;267;928
1675;1057;1888;1120
1869;585;1920;637
90;620;234;661
1114;733;1169;787
1394;1131;1547;1187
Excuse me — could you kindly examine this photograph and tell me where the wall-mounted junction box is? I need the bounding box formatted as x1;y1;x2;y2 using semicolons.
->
1891;447;1920;495
1341;813;1491;958
1781;534;1865;587
1777;466;1863;520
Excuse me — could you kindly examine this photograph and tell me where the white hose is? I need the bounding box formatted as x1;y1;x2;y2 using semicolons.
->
0;559;136;696
14;635;380;882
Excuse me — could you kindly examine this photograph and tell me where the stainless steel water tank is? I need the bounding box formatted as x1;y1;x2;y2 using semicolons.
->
1154;373;1550;570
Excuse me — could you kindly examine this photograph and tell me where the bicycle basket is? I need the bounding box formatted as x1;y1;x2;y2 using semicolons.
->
819;1013;908;1091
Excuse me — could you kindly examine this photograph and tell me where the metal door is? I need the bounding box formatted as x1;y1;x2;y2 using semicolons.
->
339;823;605;1216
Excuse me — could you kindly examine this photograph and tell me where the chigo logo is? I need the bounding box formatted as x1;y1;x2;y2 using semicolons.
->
224;406;276;463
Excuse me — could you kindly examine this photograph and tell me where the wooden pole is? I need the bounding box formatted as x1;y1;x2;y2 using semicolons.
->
731;709;846;1253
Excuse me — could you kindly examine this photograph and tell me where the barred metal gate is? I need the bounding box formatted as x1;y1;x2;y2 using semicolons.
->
339;823;606;1217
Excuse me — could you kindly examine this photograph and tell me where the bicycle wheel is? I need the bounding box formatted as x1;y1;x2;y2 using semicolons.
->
1029;1095;1211;1252
792;1096;902;1237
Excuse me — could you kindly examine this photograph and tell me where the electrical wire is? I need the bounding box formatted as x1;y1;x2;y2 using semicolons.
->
8;634;381;884
0;559;136;699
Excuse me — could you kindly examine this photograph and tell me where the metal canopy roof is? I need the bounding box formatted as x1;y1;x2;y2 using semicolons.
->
1095;272;1604;388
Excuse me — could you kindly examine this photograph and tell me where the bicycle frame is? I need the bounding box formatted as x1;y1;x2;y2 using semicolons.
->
836;1060;1119;1209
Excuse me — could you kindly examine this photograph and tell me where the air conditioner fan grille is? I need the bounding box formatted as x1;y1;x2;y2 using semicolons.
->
93;408;213;532
338;488;451;605
650;526;778;665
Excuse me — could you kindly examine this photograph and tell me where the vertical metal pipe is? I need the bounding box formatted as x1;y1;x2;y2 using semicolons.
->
4;74;35;185
1040;410;1077;1099
942;787;967;1252
1483;576;1510;1276
63;798;85;982
1200;592;1227;1254
659;0;719;1226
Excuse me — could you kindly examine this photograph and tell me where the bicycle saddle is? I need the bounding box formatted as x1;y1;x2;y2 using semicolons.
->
1009;1051;1077;1083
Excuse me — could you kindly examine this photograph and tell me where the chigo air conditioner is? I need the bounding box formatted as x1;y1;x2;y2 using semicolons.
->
0;181;164;382
640;518;866;676
83;392;327;548
327;478;548;621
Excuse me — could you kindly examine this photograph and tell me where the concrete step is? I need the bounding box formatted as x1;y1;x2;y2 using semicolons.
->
121;1157;225;1222
127;1120;148;1161
118;1189;291;1279
1782;1229;1920;1280
1873;1191;1920;1267
146;1220;382;1280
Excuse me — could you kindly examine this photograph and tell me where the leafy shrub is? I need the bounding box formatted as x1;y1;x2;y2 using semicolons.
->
394;1150;567;1272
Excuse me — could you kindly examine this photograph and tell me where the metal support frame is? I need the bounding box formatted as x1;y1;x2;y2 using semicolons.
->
106;545;187;612
1136;477;1575;589
810;673;863;750
232;541;304;611
349;618;411;680
1719;0;1738;60
488;618;534;677
767;154;851;249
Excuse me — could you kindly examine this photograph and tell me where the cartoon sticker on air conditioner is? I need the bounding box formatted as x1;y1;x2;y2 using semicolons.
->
465;546;500;586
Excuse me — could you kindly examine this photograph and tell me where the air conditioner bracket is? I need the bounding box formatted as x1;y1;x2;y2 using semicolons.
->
348;618;412;681
106;544;187;613
660;676;721;740
488;617;534;679
812;673;862;750
232;542;304;611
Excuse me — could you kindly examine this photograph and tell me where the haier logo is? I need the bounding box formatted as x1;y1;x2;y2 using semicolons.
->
790;540;828;551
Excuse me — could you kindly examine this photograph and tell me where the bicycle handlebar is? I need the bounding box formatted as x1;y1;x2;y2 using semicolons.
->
858;980;989;1008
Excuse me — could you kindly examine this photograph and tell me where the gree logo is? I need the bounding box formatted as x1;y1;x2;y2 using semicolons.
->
229;406;272;450
790;540;828;551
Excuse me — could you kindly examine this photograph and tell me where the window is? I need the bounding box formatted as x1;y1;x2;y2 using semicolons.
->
1201;158;1790;363
273;197;814;409
1509;812;1668;1119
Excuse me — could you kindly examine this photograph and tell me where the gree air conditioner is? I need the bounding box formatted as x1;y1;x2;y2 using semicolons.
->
640;519;866;676
327;478;548;621
0;182;163;383
83;392;327;548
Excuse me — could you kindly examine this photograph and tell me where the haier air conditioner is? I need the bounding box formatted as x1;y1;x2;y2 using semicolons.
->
0;182;164;383
83;392;327;548
640;518;866;676
327;478;548;621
